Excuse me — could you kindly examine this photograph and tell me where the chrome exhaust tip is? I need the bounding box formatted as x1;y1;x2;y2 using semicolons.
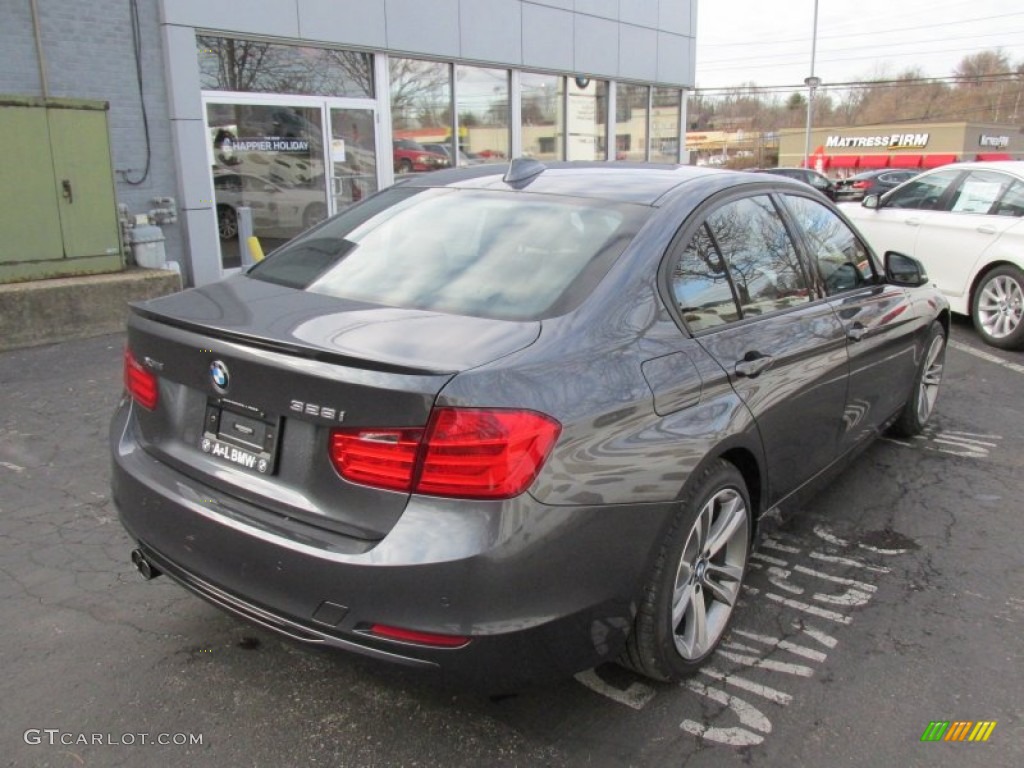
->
131;548;161;580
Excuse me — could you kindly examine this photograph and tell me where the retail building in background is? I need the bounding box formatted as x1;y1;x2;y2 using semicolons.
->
1;1;696;287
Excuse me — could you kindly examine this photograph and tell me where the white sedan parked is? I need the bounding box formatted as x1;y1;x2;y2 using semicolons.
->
841;161;1024;349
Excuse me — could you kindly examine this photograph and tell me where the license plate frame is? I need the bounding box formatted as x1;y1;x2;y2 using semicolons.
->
200;399;281;476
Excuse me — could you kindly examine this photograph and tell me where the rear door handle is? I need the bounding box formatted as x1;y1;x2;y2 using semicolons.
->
62;179;73;204
735;354;774;378
977;225;996;235
904;217;920;227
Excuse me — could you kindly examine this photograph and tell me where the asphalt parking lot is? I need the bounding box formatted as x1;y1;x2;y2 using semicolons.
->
1;317;1021;767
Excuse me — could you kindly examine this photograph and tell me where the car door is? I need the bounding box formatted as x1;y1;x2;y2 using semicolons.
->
851;168;962;259
912;171;1023;309
781;193;921;451
668;193;849;502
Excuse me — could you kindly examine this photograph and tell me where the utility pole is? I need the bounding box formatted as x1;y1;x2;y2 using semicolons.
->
802;0;820;169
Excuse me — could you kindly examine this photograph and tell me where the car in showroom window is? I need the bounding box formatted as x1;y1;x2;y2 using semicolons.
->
841;161;1024;349
112;161;948;688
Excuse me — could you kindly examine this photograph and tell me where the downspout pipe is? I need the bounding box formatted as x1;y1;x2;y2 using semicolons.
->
30;0;50;98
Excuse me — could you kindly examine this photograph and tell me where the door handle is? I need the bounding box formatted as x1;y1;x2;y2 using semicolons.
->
62;179;73;204
976;225;996;235
904;217;920;227
847;323;869;342
735;354;774;378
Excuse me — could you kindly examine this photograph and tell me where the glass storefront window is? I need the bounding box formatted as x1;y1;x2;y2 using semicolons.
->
651;87;682;163
455;66;509;165
615;83;649;161
390;58;453;176
521;73;564;161
566;78;608;161
206;102;327;269
198;36;373;98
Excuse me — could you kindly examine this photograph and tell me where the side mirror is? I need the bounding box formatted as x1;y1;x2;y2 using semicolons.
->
885;251;929;287
862;194;881;209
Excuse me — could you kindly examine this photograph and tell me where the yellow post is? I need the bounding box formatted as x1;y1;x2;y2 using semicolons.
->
247;236;265;263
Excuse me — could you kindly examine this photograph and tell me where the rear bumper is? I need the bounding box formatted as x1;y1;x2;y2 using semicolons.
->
111;400;674;687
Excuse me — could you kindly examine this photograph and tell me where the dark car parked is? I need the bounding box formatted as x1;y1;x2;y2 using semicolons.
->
834;169;919;202
754;167;837;200
113;160;948;688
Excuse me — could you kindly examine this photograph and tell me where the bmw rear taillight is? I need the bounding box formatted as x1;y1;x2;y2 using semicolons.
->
329;408;561;499
124;348;158;410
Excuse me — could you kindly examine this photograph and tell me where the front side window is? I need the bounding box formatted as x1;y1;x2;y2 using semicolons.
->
248;188;650;321
784;195;878;295
884;169;960;210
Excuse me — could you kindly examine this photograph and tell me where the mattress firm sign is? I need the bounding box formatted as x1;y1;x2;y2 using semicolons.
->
825;133;930;150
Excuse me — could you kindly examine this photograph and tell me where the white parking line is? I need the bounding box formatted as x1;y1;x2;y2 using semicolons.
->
794;623;839;649
764;593;853;624
573;669;656;711
700;667;793;706
949;340;1024;375
809;551;891;573
731;629;828;663
793;564;877;592
681;682;772;746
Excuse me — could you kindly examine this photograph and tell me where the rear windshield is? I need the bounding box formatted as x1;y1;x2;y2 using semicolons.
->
247;186;650;321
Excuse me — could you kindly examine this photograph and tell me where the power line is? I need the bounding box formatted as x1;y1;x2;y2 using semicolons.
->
699;10;1024;49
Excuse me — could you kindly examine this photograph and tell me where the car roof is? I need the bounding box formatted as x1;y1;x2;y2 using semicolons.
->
395;161;760;205
925;160;1024;177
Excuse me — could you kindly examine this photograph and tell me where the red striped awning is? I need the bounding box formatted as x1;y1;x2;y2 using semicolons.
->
889;154;922;168
922;154;958;168
976;152;1011;161
859;155;890;168
829;155;858;169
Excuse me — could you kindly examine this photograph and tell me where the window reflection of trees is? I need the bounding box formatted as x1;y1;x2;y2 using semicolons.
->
673;225;739;331
708;197;808;315
198;36;373;98
785;196;873;294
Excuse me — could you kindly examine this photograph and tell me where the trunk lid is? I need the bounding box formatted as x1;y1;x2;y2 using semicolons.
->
125;276;540;540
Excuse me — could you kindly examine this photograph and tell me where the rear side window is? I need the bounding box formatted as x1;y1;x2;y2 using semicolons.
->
993;181;1024;217
248;187;650;320
672;195;810;332
948;170;1015;215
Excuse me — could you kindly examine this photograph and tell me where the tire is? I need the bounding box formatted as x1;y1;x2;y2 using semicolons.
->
398;158;413;174
621;459;752;682
890;321;946;438
302;202;327;230
217;205;238;241
971;265;1024;350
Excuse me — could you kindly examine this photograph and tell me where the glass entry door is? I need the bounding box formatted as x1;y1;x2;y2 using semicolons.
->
327;107;378;212
206;101;329;269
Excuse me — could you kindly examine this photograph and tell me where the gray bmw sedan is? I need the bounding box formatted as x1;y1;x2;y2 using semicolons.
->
111;160;949;688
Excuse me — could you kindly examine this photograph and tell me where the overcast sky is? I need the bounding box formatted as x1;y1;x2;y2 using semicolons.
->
695;0;1024;91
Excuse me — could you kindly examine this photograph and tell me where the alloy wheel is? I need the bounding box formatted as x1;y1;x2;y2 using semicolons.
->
916;332;946;424
976;274;1024;340
670;488;748;660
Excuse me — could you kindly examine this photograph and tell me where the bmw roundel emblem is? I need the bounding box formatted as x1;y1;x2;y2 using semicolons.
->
210;360;230;393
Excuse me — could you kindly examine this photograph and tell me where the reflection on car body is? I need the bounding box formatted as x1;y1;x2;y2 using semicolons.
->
113;161;949;689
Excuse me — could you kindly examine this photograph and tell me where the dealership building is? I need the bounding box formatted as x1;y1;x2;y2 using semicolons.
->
2;0;696;288
778;122;1024;175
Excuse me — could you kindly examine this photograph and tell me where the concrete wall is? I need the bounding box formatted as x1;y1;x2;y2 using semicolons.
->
1;0;185;270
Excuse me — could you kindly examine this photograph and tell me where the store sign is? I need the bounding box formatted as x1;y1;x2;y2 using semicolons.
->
979;134;1009;148
233;137;311;152
825;133;929;150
